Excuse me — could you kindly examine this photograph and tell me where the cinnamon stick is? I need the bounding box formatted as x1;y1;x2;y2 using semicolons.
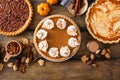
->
74;0;80;17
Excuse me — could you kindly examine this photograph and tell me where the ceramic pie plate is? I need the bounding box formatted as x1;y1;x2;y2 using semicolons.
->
34;15;81;62
86;0;120;44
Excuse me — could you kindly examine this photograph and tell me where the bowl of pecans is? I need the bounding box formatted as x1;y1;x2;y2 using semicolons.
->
4;40;22;62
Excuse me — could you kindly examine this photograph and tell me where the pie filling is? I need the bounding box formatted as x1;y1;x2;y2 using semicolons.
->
0;0;29;32
87;0;120;41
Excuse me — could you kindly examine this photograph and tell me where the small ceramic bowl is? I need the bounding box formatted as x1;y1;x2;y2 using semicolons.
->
67;0;88;15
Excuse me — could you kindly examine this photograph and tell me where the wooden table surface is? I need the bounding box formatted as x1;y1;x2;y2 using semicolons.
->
0;0;120;80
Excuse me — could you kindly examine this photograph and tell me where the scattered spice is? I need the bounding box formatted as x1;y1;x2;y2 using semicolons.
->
2;39;44;73
81;42;112;67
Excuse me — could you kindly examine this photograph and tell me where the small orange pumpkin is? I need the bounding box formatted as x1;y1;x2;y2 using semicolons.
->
47;0;58;5
37;3;50;16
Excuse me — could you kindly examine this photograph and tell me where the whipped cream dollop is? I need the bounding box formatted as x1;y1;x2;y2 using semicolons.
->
48;47;59;58
42;19;54;30
38;40;48;52
60;46;71;57
56;18;66;29
68;37;79;48
36;29;48;40
67;25;77;36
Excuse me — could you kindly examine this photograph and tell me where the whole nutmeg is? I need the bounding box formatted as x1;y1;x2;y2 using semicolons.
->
21;56;26;63
13;65;18;71
7;62;14;68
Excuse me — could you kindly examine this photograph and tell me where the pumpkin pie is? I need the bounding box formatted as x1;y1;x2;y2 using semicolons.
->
0;0;33;36
86;0;120;44
34;15;81;62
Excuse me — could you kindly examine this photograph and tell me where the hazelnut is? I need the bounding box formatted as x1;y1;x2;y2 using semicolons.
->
105;53;111;59
90;54;95;60
13;65;18;71
7;62;14;68
101;49;106;55
25;57;30;64
38;59;45;66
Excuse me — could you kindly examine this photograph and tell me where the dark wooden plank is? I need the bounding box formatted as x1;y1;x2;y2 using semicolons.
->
0;59;120;80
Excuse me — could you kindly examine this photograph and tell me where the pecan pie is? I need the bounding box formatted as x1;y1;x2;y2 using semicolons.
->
0;0;33;36
86;0;120;43
34;15;81;62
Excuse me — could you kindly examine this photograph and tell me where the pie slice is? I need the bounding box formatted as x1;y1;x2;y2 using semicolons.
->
0;0;33;36
86;0;120;44
34;15;81;62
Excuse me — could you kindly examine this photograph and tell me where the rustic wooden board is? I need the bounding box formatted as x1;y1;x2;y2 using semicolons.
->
0;59;120;80
0;0;120;80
